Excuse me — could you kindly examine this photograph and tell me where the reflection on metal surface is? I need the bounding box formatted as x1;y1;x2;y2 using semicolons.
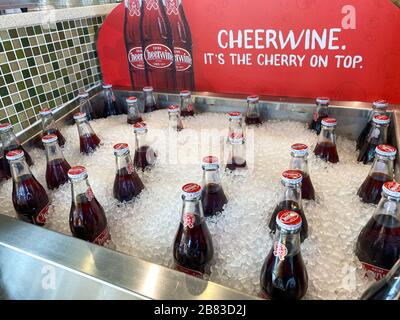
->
141;265;160;298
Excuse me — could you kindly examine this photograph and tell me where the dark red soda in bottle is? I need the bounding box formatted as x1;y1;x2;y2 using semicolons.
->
42;134;71;190
39;108;66;148
165;0;195;91
357;100;388;151
142;86;158;113
356;181;400;281
260;210;308;300
0;122;34;179
358;144;396;204
201;156;228;217
0;146;6;182
101;84;119;117
173;183;214;277
132;122;157;171
73;112;101;154
313;118;339;163
7;149;50;225
113;143;145;202
309;97;330;135
226;133;247;171
168;105;183;131
124;0;147;89
269;170;309;243
179;90;194;117
358;114;390;165
68;166;111;245
77;91;95;121
141;0;176;90
289;143;315;201
126;96;143;124
245;95;262;126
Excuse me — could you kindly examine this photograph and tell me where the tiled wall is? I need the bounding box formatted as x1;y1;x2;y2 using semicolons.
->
0;16;105;133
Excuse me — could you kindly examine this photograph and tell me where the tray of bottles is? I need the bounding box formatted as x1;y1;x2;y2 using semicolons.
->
0;87;399;300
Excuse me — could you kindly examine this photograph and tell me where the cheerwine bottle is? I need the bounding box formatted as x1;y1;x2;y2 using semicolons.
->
245;95;262;126
313;118;339;163
168;105;183;131
142;86;158;113
357;145;396;204
126;96;143;124
68;166;111;246
39;108;66;148
132;122;157;171
226;112;244;143
309;97;330;135
164;0;195;91
226;133;247;172
124;0;147;89
179;90;194;117
77;91;95;121
7;149;50;226
173;183;214;278
355;181;400;281
260;210;308;300
73;112;101;154
140;0;176;90
101;84;119;117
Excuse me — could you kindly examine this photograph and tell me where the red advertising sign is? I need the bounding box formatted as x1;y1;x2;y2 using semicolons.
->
97;0;400;103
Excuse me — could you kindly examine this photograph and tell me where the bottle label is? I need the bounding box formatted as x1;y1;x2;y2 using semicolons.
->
273;241;288;261
183;213;195;229
36;203;50;224
94;227;110;246
144;44;174;69
165;0;179;15
86;187;94;201
174;47;192;71
128;0;141;16
145;0;158;10
128;47;145;70
313;111;318;122
127;163;135;174
187;104;193;112
361;262;389;281
175;263;203;278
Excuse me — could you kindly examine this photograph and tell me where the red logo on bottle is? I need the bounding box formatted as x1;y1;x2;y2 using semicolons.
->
86;187;94;201
128;0;141;16
273;241;288;261
165;0;179;15
361;262;389;281
313;111;318;122
183;213;195;229
174;47;192;71
128;47;145;70
144;44;174;69
145;0;158;10
127;163;135;174
36;204;49;224
94;227;110;246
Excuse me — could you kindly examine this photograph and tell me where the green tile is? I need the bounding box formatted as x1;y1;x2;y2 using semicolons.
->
32;47;40;55
1;64;11;74
22;100;31;109
45;34;52;43
10;115;18;125
6;51;16;61
70;21;76;28
0;77;4;87
4;74;14;84
15;49;25;59
15;102;23;112
55;70;61;78
41;75;48;83
21;38;29;47
17;82;26;91
56;22;63;30
28;88;36;97
40;45;48;54
27;57;35;67
48;73;55;81
31;96;39;106
28;117;36;125
8;29;18;39
36;85;44;95
48;43;55;52
24;48;33;57
3;96;12;106
30;67;38;76
52;61;60;70
25;79;33;88
0;86;9;96
43;54;50;63
67;39;73;47
26;26;34;36
22;69;30;79
0;42;3;53
34;25;42;34
55;42;61;51
50;53;56;61
39;94;46;103
63;21;69;29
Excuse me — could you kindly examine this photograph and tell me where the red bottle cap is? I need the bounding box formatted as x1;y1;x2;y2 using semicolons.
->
281;170;303;184
132;122;147;133
168;105;180;113
0;122;12;132
126;96;138;103
6;149;24;161
247;95;259;103
228;112;242;120
321;117;337;127
202;156;219;170
113;143;129;155
373;100;388;108
73;112;87;121
68;166;88;180
102;83;112;89
372;114;390;125
276;210;302;231
182;183;202;200
316;97;330;104
143;86;154;92
375;144;397;157
382;181;400;198
42;134;58;144
180;90;191;97
228;132;244;144
39;108;52;116
290;143;309;156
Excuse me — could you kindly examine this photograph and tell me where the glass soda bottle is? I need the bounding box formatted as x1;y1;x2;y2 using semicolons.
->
39;108;66;148
269;170;308;243
245;95;262;126
227;112;244;143
357;144;396;204
68;166;111;245
313;117;339;163
226;133;247;171
358;114;390;165
42;134;71;190
132;122;157;171
102;84;119;117
180;90;194;117
173;183;214;278
201;156;228;217
355;181;400;280
309;97;330;135
289;143;315;201
168;105;183;131
126;96;143;125
143;86;157;113
78;91;95;121
0;122;34;179
260;210;308;300
0;143;6;182
360;258;400;300
73;112;101;154
113;143;144;202
357;100;388;151
7;149;50;225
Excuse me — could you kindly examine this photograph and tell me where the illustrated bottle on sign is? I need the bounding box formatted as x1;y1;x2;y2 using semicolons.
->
173;183;214;278
164;0;194;91
126;96;143;124
7;150;50;226
142;86;158;112
201;156;228;217
140;0;176;90
360;258;400;300
42;134;71;190
355;181;400;281
313;118;339;163
226;133;247;172
101;84;120;117
124;0;147;89
289;144;315;201
132;122;157;171
357;144;396;204
168;105;183;131
73;112;101;155
245;95;262;126
39;108;66;148
358;114;390;165
269;170;309;243
180;90;194;117
226;112;244;143
0;123;34;179
309;97;330;135
357;100;389;151
113;143;144;202
68;166;111;246
260;210;308;300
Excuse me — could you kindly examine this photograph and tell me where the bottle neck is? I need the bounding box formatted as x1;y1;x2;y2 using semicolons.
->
71;178;92;204
144;92;155;106
228;118;243;133
202;167;222;186
104;88;114;103
274;228;301;257
181;197;204;227
279;182;303;205
127;102;140;115
369;123;388;144
369;155;394;178
246;101;260;117
135;131;149;149
289;154;309;175
181;96;191;111
0;129;19;149
44;141;65;163
115;152;134;173
76;119;95;137
318;126;337;145
375;193;400;221
41;114;57;132
316;104;329;116
9;157;32;181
